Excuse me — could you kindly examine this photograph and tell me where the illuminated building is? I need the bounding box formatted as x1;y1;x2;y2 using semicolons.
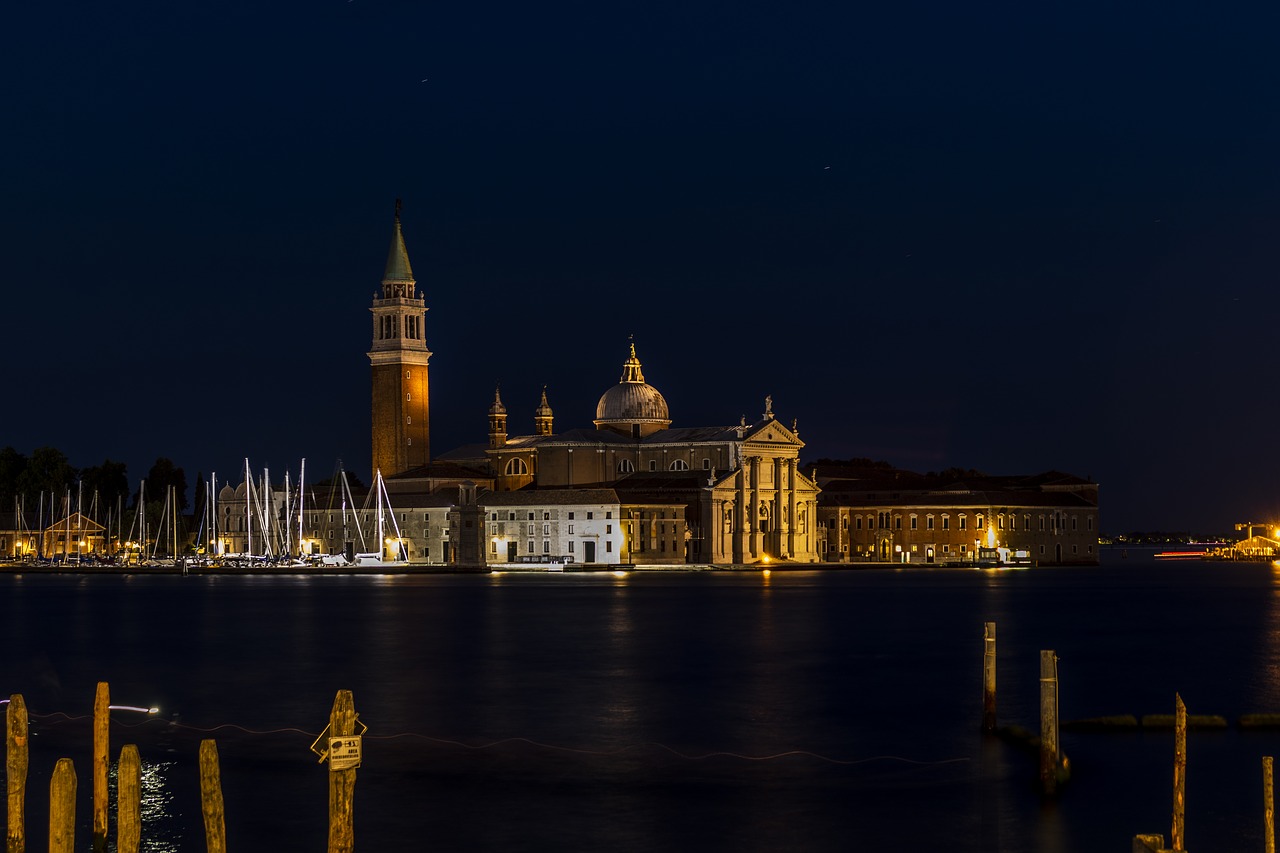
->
368;200;431;478
814;467;1100;565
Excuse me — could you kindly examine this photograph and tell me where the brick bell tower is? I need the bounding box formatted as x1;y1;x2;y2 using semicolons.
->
369;199;431;477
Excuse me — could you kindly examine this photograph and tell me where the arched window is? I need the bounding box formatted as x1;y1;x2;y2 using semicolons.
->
618;459;635;473
669;459;689;471
504;458;529;476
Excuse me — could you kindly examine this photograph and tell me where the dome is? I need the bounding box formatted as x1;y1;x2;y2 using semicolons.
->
595;382;670;422
594;344;672;435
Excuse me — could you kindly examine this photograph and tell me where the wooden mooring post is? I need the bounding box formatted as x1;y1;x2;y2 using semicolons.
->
1172;693;1187;852
1039;650;1060;795
199;740;227;853
7;693;28;853
92;682;109;853
48;758;75;853
327;690;358;853
117;745;140;853
1265;755;1275;853
982;622;997;733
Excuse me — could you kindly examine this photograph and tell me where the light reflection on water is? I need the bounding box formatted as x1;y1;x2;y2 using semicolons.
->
107;758;181;853
10;563;1280;851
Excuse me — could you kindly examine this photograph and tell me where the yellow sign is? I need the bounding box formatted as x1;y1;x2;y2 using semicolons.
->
328;735;362;771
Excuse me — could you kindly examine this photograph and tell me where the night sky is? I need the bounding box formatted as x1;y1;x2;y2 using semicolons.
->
5;1;1279;533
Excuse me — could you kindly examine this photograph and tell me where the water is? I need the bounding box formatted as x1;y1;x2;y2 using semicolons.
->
3;558;1280;851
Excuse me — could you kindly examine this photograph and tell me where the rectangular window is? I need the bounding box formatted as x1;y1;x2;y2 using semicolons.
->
543;540;550;553
527;540;534;553
927;516;934;531
856;516;863;530
959;516;967;531
569;541;575;553
490;541;496;553
568;512;575;520
543;524;550;536
606;541;612;553
606;524;612;534
1024;515;1030;531
959;544;966;552
910;516;917;530
544;512;550;521
942;517;950;530
587;512;594;520
527;523;535;535
894;516;902;530
1072;516;1078;531
568;524;574;534
528;512;535;521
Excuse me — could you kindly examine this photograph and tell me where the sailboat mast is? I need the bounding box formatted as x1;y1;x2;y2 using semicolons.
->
297;458;306;559
244;459;252;557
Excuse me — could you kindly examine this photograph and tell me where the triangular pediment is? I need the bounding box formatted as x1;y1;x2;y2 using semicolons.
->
741;418;804;447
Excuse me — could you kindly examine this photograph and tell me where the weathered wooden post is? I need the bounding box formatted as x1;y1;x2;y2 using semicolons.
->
199;740;227;853
117;745;140;853
982;622;997;733
92;682;109;853
1265;755;1275;853
1172;693;1187;852
7;694;28;853
327;690;359;853
1039;650;1060;795
48;758;76;853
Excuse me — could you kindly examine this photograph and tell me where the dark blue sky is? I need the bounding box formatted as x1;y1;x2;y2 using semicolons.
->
5;1;1279;532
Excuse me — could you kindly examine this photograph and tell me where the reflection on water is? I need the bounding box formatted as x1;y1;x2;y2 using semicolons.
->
9;563;1280;851
107;758;181;853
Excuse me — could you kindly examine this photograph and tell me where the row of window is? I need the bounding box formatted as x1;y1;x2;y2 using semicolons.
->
376;314;423;340
488;511;609;521
830;513;1095;533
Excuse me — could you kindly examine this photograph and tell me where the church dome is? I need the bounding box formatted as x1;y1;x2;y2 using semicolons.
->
594;344;672;436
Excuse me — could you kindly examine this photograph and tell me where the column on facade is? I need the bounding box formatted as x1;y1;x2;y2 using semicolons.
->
785;459;797;559
749;456;762;560
734;466;746;564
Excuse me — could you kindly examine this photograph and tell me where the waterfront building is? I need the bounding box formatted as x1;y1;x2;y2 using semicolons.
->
437;346;822;565
467;489;624;566
347;203;1094;568
813;465;1100;566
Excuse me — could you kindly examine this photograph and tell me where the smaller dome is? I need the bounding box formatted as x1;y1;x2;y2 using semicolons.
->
534;386;553;419
488;386;506;416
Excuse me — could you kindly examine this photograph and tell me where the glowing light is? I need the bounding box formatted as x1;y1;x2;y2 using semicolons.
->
761;554;771;564
108;705;159;714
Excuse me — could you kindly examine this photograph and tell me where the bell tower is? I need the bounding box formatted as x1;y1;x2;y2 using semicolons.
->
369;199;431;477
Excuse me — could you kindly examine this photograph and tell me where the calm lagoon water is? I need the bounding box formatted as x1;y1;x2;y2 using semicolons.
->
3;556;1280;851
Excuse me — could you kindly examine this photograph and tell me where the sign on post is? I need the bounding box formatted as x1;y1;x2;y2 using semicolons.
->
328;736;362;771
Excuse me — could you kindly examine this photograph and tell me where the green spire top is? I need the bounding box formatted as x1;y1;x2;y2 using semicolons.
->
383;198;415;283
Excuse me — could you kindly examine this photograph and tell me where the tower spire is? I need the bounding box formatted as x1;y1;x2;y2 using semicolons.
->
383;198;415;285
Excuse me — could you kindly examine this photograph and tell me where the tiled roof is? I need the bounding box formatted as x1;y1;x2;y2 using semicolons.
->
479;488;620;507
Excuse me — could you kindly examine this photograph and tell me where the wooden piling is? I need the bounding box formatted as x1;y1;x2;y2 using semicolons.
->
982;622;996;733
1172;693;1186;851
48;758;75;853
1039;650;1060;795
92;682;109;853
1266;755;1275;853
327;690;358;853
6;694;28;853
199;740;227;853
117;745;140;853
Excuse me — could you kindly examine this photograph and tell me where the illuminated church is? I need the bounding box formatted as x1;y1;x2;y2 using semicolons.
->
362;203;823;565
